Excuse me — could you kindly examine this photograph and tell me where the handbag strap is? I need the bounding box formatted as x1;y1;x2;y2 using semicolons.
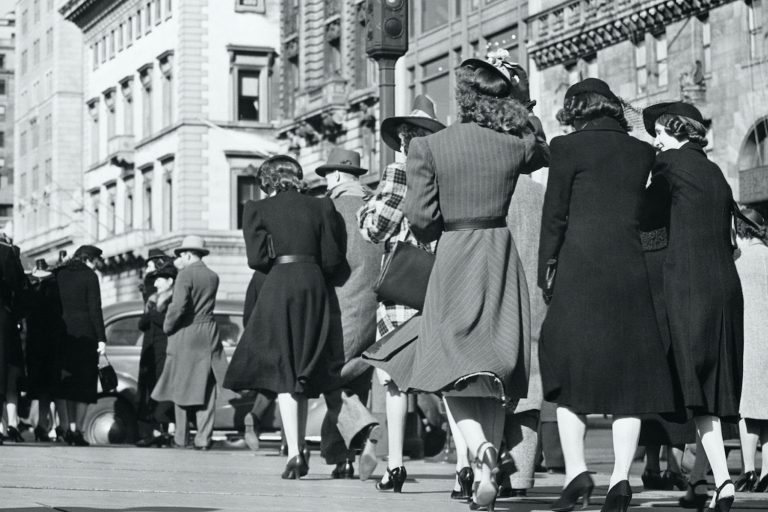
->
100;352;112;366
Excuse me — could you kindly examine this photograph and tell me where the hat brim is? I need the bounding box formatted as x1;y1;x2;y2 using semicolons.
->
380;116;446;152
642;102;675;138
315;163;368;177
174;247;210;256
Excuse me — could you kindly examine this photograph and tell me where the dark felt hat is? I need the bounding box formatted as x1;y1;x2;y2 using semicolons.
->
642;101;706;137
315;148;367;177
564;78;619;103
149;260;178;280
460;48;516;97
741;208;766;229
146;248;169;262
74;244;102;259
380;95;446;152
34;258;48;270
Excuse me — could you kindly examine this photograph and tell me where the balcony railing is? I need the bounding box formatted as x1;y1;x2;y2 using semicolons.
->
108;134;135;168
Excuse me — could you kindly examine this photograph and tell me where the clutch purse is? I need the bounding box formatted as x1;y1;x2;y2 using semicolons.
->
98;354;118;392
373;242;435;311
543;258;557;305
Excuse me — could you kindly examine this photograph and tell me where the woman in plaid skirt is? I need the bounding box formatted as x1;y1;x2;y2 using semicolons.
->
357;95;446;493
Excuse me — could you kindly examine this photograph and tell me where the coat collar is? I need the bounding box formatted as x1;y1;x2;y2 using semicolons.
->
576;116;626;134
681;141;706;155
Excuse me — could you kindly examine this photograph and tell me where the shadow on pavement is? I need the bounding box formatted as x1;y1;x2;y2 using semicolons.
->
0;508;219;512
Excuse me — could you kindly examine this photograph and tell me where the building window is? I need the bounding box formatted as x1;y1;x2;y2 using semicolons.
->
30;118;39;148
127;16;134;44
142;168;153;230
155;0;162;24
109;30;116;59
124;177;134;231
120;76;134;135
166;0;173;19
91;191;101;240
635;37;647;96
655;32;668;89
158;51;174;127
136;9;143;39
21;10;27;35
421;54;451;123
104;88;116;141
421;0;450;33
325;26;342;77
100;36;107;62
702;18;711;73
118;24;124;51
20;131;26;155
748;0;763;60
92;43;98;69
161;157;173;232
139;64;153;138
237;70;260;121
19;169;26;196
46;28;53;56
31;165;39;192
354;4;371;90
0;132;4;148
145;3;152;33
0;79;6;96
106;184;117;236
230;47;274;123
44;158;52;185
47;0;53;11
87;98;100;164
236;0;266;12
236;174;259;229
284;53;299;117
0;105;6;121
486;26;520;61
0;55;4;69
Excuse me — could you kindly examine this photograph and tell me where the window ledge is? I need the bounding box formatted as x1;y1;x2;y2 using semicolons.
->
135;122;182;149
740;57;768;70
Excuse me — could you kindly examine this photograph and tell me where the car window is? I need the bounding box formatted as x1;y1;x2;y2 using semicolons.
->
106;315;144;347
216;314;243;348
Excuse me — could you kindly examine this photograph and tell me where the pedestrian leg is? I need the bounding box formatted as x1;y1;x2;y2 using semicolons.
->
445;397;472;495
739;418;758;475
506;410;540;492
321;389;348;468
556;405;588;486
610;415;641;488
194;376;216;448
174;403;188;447
695;415;735;503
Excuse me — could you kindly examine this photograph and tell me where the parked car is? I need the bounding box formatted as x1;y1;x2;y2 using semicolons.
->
87;299;327;447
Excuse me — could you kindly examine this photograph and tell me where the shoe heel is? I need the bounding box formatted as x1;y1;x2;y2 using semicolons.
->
581;487;592;509
393;479;404;493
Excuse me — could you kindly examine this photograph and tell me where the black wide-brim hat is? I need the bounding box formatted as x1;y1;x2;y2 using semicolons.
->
564;77;619;103
146;248;169;262
74;244;102;259
643;101;706;137
148;261;178;280
380;94;446;152
315;148;367;177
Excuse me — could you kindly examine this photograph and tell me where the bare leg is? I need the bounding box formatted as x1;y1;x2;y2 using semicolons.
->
557;406;588;486
739;418;758;473
278;393;300;458
645;444;661;473
377;368;407;481
695;415;734;502
610;416;641;488
759;423;768;478
445;397;470;491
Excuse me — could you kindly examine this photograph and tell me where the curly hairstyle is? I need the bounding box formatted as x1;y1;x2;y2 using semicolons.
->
397;123;432;156
558;92;630;132
256;156;307;195
655;113;708;147
455;66;530;135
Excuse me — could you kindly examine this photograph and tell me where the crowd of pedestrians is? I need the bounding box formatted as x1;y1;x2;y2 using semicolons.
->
0;47;766;512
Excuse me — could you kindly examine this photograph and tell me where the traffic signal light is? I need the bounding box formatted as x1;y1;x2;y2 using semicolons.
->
365;0;408;59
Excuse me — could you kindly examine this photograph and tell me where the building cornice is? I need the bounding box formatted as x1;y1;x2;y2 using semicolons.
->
60;0;124;31
527;0;736;69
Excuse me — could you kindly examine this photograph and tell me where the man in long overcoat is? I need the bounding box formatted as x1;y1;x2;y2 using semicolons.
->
316;148;382;479
151;235;228;449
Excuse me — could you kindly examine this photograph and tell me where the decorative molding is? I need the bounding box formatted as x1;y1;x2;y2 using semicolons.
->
527;0;737;69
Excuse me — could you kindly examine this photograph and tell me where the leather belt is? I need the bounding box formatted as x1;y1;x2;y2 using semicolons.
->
274;254;317;265
444;217;507;232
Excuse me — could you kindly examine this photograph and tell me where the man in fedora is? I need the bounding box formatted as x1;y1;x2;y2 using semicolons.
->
152;235;228;450
315;148;382;479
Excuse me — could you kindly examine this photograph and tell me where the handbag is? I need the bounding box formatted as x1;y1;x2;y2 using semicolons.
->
373;241;435;311
543;258;557;305
98;354;118;392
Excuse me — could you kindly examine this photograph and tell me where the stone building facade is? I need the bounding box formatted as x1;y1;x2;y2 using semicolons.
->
57;0;281;304
0;11;14;232
13;0;84;260
526;0;768;214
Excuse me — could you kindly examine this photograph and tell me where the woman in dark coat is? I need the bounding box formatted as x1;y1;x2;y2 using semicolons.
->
224;155;345;479
135;261;176;447
55;245;106;446
641;102;743;512
537;79;675;512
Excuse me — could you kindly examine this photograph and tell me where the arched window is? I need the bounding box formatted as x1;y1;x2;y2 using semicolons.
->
738;117;768;205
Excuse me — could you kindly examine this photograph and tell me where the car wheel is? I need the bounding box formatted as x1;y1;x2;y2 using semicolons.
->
83;396;139;445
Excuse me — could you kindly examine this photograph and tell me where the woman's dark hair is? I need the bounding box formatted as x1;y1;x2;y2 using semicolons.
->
397;123;432;156
736;209;768;244
455;66;529;135
256;156;307;195
558;92;630;132
655;113;708;147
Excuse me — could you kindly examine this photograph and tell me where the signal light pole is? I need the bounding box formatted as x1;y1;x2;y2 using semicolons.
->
366;0;409;177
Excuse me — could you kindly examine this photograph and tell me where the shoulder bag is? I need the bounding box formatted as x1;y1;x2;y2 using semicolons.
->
373;241;434;311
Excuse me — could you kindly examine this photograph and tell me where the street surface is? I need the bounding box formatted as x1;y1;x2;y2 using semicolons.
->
0;429;766;512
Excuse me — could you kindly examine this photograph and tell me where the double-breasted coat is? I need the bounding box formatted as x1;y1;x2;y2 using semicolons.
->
368;118;549;402
537;117;675;415
0;241;25;397
151;261;227;407
643;143;743;420
137;294;174;423
224;191;345;397
56;260;106;404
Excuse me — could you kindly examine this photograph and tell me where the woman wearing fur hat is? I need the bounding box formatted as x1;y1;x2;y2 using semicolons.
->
641;101;743;512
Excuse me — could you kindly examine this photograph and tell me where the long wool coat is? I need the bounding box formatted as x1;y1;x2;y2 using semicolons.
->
56;260;106;404
736;239;768;420
25;272;66;399
224;191;345;397
137;295;174;423
0;241;25;397
151;261;227;407
538;117;675;415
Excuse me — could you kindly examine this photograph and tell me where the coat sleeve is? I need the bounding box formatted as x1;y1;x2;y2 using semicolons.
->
319;197;345;275
163;269;192;335
403;137;444;243
519;115;550;174
242;201;272;273
86;270;106;342
356;163;407;244
138;308;151;332
537;137;576;288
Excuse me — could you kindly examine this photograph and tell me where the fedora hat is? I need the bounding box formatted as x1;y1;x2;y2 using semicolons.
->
380;95;446;152
174;235;210;256
316;148;367;177
146;248;169;262
642;101;706;138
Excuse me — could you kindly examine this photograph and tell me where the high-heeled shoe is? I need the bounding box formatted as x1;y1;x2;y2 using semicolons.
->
551;471;595;512
642;469;671;490
34;426;51;442
70;430;90;447
451;466;474;501
470;442;499;512
601;480;632;512
6;426;24;442
755;474;768;492
735;471;758;492
679;479;709;511
665;470;688;491
281;452;309;480
331;459;354;479
376;466;407;493
710;480;734;512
